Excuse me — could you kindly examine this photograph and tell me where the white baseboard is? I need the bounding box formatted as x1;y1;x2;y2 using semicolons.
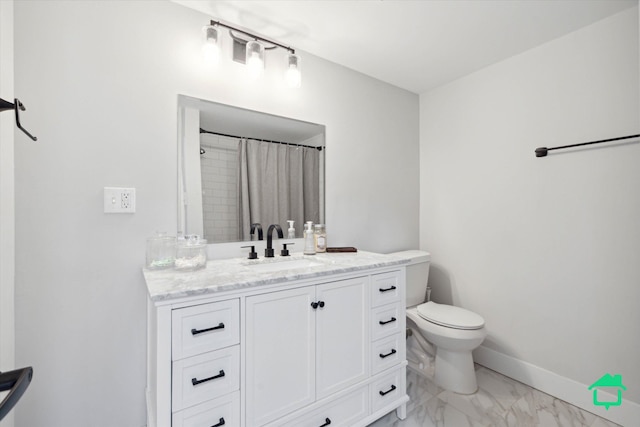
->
473;345;639;427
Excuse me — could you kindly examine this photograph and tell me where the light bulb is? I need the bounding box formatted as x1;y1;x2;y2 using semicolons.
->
246;41;264;79
202;25;220;65
202;42;220;65
285;53;302;88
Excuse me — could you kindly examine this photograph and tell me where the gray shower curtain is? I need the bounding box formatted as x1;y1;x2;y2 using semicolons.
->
238;139;321;241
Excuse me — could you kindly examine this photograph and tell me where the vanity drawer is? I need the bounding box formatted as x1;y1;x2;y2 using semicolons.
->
371;303;404;341
172;299;239;360
371;334;405;375
273;385;369;427
172;391;240;427
371;367;406;411
371;271;401;308
172;346;240;412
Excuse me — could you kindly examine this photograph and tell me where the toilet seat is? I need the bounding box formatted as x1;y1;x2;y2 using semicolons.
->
417;301;485;330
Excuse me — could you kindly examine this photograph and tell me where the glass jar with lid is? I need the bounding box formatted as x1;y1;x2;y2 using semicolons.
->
146;232;176;270
174;235;208;271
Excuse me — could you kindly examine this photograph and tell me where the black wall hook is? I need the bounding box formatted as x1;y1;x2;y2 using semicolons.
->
0;97;37;141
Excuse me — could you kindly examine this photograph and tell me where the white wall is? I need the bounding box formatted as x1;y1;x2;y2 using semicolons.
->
0;1;16;427
13;1;418;426
420;4;639;420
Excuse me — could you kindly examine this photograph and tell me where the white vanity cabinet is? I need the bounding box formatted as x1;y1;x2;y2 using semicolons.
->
145;252;408;427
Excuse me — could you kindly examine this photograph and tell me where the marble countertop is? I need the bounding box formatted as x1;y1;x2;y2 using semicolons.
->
143;251;408;302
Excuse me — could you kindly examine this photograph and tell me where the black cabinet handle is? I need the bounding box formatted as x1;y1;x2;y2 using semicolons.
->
379;317;397;325
211;417;225;427
191;323;225;335
379;285;396;293
311;301;325;309
379;349;397;359
192;370;225;386
379;384;397;396
318;301;325;308
319;418;331;427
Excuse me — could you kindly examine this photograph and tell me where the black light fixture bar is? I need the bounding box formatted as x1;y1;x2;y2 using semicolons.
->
210;20;295;54
535;134;639;157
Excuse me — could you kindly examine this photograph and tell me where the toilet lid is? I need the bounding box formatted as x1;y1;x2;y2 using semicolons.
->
417;301;485;330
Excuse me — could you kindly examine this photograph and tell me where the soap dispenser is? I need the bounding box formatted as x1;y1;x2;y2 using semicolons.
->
287;220;296;239
303;221;316;255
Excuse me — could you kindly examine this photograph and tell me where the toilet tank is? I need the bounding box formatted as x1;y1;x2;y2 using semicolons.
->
389;250;431;307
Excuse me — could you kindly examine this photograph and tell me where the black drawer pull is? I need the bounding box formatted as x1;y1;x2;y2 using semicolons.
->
191;322;225;335
379;317;397;325
211;417;225;427
379;285;397;293
319;418;331;427
379;384;397;396
191;369;225;386
379;349;397;359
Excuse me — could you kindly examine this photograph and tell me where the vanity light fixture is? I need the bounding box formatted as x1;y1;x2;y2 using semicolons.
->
285;53;302;88
245;40;265;79
202;20;301;88
201;25;220;65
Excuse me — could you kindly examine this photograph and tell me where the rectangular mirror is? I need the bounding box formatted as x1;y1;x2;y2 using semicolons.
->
178;95;326;244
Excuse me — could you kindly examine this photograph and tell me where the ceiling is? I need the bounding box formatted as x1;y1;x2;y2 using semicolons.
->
174;0;637;94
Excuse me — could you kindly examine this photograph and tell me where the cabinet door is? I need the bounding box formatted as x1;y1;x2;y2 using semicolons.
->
316;277;369;399
246;287;316;426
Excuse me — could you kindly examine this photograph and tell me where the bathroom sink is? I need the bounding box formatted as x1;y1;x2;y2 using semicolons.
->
244;258;323;273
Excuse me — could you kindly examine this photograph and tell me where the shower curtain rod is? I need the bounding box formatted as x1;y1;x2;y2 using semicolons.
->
200;128;323;151
535;133;639;157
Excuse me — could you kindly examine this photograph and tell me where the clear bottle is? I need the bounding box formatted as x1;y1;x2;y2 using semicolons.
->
303;221;316;255
287;220;296;239
314;224;326;253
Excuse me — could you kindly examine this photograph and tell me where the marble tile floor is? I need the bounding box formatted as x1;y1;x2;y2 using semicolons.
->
368;366;622;427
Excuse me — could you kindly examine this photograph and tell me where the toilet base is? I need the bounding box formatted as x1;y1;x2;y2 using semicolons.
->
434;348;478;394
406;334;435;380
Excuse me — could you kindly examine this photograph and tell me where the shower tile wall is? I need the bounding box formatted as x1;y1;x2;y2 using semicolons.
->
200;135;238;242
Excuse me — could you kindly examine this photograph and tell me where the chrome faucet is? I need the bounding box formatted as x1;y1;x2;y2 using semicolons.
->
250;223;263;241
265;224;284;257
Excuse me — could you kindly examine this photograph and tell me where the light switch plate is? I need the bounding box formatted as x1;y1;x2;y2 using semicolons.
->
104;187;136;213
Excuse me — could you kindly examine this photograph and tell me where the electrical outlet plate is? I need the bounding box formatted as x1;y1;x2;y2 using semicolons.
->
104;187;136;213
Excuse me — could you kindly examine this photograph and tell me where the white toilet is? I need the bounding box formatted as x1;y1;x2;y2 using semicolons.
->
391;250;486;394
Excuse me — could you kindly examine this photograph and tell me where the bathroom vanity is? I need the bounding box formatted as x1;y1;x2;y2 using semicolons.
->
144;251;408;427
